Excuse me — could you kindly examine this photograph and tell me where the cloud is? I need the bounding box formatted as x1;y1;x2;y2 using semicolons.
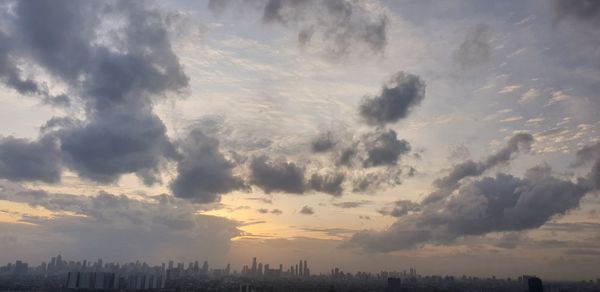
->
453;23;492;68
58;109;177;185
349;165;590;252
519;89;540;104
257;208;269;214
308;172;345;196
378;200;420;217
211;0;388;56
573;142;600;190
0;182;240;262
0;1;188;185
351;168;403;193
249;155;305;194
311;131;337;153
554;0;600;26
270;208;283;215
573;142;600;167
498;85;522;94
347;140;600;252
300;205;314;215
424;133;534;204
332;200;372;209
362;129;411;167
169;129;244;203
359;72;426;126
246;197;273;204
0;136;62;183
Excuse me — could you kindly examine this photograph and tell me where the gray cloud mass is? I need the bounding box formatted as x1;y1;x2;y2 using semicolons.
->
359;72;425;126
209;0;388;56
0;0;189;186
169;129;244;203
0;136;62;183
250;156;305;194
348;138;598;252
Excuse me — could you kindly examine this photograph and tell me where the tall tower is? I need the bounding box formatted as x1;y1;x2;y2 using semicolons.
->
299;260;303;277
251;257;257;276
303;260;308;277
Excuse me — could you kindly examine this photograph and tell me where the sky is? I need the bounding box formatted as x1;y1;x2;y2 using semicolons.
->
0;0;599;281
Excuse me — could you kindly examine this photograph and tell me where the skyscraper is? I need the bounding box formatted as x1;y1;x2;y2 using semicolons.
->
528;276;544;292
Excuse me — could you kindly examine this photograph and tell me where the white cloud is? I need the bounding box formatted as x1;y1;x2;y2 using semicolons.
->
498;85;521;94
519;88;540;104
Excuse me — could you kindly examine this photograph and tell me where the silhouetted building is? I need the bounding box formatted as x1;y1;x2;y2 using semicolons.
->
528;276;543;292
386;277;402;292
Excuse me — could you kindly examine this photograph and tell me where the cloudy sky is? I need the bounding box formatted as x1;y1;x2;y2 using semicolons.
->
0;0;599;280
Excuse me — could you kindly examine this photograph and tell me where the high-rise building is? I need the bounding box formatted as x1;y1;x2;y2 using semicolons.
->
527;276;544;292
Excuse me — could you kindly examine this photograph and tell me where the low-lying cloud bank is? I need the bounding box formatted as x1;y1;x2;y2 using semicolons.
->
348;139;600;252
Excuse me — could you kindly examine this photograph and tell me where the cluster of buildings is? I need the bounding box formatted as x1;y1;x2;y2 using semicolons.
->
240;258;310;279
1;255;599;291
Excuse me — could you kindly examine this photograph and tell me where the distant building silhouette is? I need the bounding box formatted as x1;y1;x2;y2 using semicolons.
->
385;277;402;292
528;276;543;292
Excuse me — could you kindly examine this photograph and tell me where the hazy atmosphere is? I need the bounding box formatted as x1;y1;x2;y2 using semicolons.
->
0;0;599;282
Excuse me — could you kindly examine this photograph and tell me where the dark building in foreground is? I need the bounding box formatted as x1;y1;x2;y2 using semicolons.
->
528;276;544;292
385;277;401;292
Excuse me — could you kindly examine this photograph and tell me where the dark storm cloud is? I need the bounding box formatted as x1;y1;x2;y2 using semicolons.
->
311;131;337;153
359;72;425;126
0;136;62;183
423;133;534;204
0;1;188;184
349;165;590;252
169;129;244;203
453;23;492;69
300;205;314;215
308;172;345;196
250;155;305;194
362;129;411;167
209;0;388;56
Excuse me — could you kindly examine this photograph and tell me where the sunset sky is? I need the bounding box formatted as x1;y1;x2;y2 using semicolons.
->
0;0;599;280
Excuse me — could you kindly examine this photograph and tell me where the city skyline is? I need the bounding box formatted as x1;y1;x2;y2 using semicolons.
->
0;0;599;283
0;253;596;291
